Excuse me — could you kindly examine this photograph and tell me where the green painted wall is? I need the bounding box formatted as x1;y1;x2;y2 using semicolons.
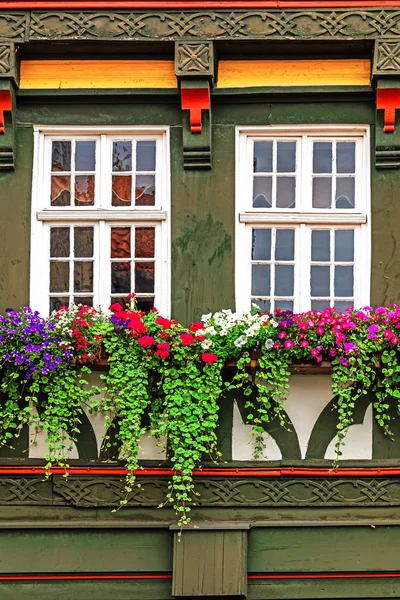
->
0;95;396;324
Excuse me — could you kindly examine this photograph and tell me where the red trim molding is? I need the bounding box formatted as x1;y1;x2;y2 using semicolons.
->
0;90;11;135
249;572;400;579
377;88;400;133
1;1;400;8
1;466;400;476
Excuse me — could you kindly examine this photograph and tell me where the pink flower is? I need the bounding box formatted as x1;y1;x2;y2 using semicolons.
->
300;340;309;348
156;317;173;330
109;302;123;312
155;349;170;360
157;342;170;351
316;327;324;336
202;352;218;364
180;333;195;346
391;336;399;345
284;339;294;349
138;336;155;348
278;331;287;339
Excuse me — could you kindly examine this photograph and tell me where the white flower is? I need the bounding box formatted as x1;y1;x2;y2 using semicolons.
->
265;338;274;349
195;329;205;337
201;339;213;350
270;319;279;328
204;326;217;336
234;335;248;348
201;312;212;324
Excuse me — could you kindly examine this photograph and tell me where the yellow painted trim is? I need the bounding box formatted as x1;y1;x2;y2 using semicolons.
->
217;59;371;88
20;60;177;89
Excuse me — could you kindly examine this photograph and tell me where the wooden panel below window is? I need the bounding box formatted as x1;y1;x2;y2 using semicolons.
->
20;60;177;89
218;59;371;88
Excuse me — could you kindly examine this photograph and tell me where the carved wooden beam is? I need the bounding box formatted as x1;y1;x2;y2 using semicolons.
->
0;43;17;170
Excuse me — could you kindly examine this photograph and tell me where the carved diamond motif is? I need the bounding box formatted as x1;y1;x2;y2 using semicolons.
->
175;42;213;77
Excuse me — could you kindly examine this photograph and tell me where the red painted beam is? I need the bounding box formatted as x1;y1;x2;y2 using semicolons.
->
1;466;400;476
249;572;400;579
1;1;400;7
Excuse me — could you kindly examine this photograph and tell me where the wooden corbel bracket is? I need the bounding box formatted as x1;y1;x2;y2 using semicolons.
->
377;88;400;133
0;89;11;134
180;87;210;134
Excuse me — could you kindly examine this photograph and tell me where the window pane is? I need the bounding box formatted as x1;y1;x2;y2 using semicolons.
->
337;142;355;174
75;141;96;172
74;227;94;258
74;262;93;293
276;177;295;209
275;264;294;296
252;228;271;261
51;175;71;206
312;178;332;209
335;300;353;312
275;300;293;311
251;264;270;296
311;265;330;297
112;175;132;206
75;175;95;206
50;297;69;313
74;296;93;307
311;230;330;262
135;174;155;206
135;227;155;259
254;141;272;173
253;177;272;208
111;262;131;294
136;297;154;312
51;141;71;172
334;230;354;262
252;299;270;312
313;142;332;174
275;229;294;261
335;178;355;209
112;142;132;172
135;262;155;294
111;227;131;259
136;141;156;171
277;141;296;173
334;265;353;297
50;262;69;293
50;228;70;258
311;300;330;311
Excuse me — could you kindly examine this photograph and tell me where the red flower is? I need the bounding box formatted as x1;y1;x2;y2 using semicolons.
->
127;292;136;299
109;302;123;312
157;342;170;351
159;332;171;340
196;335;205;341
180;333;195;346
156;317;173;329
190;321;204;332
138;335;155;348
155;349;170;360
201;352;218;364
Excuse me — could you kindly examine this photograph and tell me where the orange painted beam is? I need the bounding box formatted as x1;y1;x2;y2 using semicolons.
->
2;1;400;7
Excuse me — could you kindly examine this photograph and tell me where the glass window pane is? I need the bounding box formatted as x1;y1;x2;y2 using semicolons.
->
335;300;353;312
253;177;272;208
337;142;355;174
275;229;294;261
75;141;96;172
50;262;69;293
51;141;71;172
251;264;270;296
252;229;271;261
112;175;132;206
277;141;296;173
136;141;156;172
313;142;332;174
311;265;330;297
113;141;132;172
74;262;93;293
312;178;332;209
311;230;330;262
275;264;294;296
335;178;355;209
135;227;155;259
75;175;95;206
50;297;69;313
111;262;131;294
334;265;353;297
135;262;155;294
74;227;94;258
275;300;293;311
74;296;93;307
252;299;270;313
276;177;295;209
135;174;155;206
50;228;70;258
51;175;71;206
136;297;154;312
254;141;272;173
335;230;354;262
311;300;330;311
111;227;131;259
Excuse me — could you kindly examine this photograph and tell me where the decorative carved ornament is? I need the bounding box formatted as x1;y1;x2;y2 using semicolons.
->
180;87;210;134
376;88;400;133
0;88;11;133
175;42;213;78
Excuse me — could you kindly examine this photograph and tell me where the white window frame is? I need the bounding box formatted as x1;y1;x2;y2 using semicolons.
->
30;125;171;316
235;125;371;313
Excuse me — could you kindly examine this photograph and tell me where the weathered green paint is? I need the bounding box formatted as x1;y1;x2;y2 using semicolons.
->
0;528;173;573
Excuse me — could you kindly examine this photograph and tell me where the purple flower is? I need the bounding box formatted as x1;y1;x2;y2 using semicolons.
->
339;356;349;367
344;342;356;353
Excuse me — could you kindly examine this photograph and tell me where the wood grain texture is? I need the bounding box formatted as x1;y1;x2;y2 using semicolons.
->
218;59;371;88
20;60;177;89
